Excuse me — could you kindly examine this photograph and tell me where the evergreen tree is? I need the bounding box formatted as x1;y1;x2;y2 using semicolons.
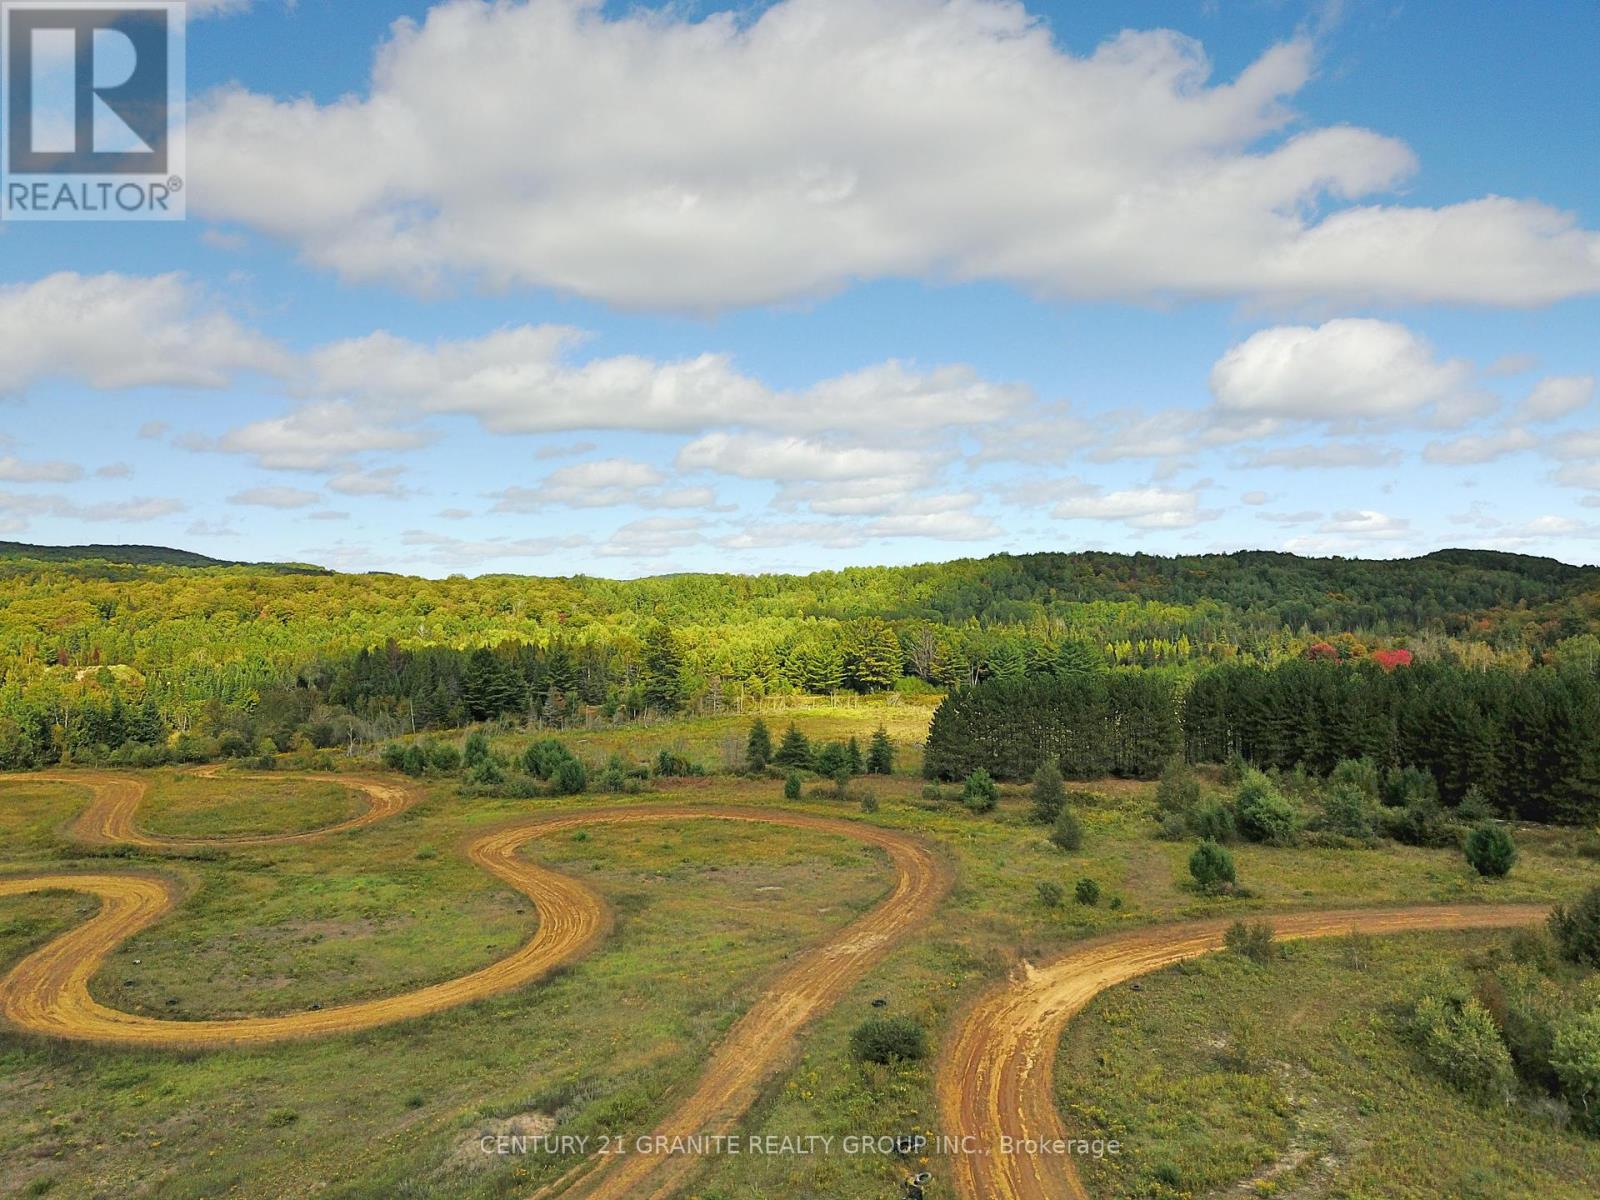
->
866;726;894;775
774;723;813;770
640;623;686;712
1030;760;1066;824
746;717;773;772
846;736;864;775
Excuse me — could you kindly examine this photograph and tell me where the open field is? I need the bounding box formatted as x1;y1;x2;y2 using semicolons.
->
2;729;1598;1199
1061;928;1600;1199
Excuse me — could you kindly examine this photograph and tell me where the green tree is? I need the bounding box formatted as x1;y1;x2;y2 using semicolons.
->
866;726;894;775
1075;877;1101;906
640;623;685;712
1030;761;1066;824
1552;1009;1600;1133
1464;824;1517;877
773;724;812;770
783;771;802;801
1050;805;1082;851
463;729;491;769
745;717;772;772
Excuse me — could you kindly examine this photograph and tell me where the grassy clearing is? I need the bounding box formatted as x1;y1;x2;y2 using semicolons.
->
2;749;1597;1198
1058;928;1600;1200
139;773;363;839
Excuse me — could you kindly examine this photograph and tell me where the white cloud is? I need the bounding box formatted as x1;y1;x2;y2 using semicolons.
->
0;490;186;528
189;0;1600;311
1421;428;1538;465
1210;319;1474;424
677;432;935;485
229;485;321;509
1318;509;1409;538
0;455;83;483
204;401;433;470
401;528;587;567
1242;441;1402;469
595;516;705;558
0;273;286;393
327;466;412;498
1050;484;1211;529
492;458;720;511
1517;374;1595;422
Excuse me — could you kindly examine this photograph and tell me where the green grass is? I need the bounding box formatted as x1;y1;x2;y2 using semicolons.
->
139;773;363;839
1059;929;1600;1200
3;753;1598;1198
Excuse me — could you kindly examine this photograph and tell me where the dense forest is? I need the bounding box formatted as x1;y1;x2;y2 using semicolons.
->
2;542;1599;773
924;658;1600;825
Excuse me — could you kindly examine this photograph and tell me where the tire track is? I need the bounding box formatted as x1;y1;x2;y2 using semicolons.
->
937;903;1550;1200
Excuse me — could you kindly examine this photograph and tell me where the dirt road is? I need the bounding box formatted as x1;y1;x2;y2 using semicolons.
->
0;780;949;1151
937;903;1550;1200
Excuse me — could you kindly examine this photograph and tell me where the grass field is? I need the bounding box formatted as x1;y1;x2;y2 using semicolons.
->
2;713;1598;1199
1059;928;1600;1200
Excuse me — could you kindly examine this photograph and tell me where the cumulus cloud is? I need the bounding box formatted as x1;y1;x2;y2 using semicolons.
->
1049;483;1212;529
201;401;434;471
1241;441;1402;469
595;516;705;558
492;458;719;511
0;273;286;393
0;489;185;529
1517;374;1595;422
401;529;587;568
1422;428;1538;465
0;455;83;483
188;0;1600;311
1210;319;1475;424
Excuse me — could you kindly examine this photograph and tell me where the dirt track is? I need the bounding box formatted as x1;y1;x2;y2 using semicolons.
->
0;773;950;1180
936;903;1551;1200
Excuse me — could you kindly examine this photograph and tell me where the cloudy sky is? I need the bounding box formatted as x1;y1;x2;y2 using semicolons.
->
3;0;1598;575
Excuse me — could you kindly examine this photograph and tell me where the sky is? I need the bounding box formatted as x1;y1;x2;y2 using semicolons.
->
1;0;1597;577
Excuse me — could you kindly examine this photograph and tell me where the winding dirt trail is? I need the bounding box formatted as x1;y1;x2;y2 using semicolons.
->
0;774;949;1174
937;903;1550;1200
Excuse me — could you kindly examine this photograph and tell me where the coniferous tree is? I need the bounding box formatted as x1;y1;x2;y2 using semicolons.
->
866;726;894;775
746;717;773;772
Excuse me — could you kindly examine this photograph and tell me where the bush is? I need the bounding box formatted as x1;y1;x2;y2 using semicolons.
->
920;783;944;803
1037;881;1065;908
1155;757;1200;815
1188;798;1237;843
1550;886;1600;967
1317;781;1379;842
784;772;802;801
1552;1009;1600;1133
429;743;461;773
1050;805;1083;852
1406;989;1516;1101
463;730;492;769
1383;795;1454;848
1235;770;1300;845
522;738;574;780
1224;920;1277;964
849;1016;927;1064
1383;765;1438;808
866;726;894;775
962;769;998;814
655;749;699;777
1457;784;1498;823
1189;840;1236;894
1030;761;1065;824
1465;824;1517;878
1075;877;1101;906
859;791;879;814
815;741;850;778
468;757;504;787
552;758;588;795
400;744;428;777
1329;756;1382;801
381;743;406;771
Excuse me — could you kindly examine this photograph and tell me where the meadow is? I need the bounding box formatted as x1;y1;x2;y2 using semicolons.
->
2;708;1597;1198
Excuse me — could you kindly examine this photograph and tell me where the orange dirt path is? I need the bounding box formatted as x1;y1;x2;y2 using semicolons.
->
937;903;1550;1200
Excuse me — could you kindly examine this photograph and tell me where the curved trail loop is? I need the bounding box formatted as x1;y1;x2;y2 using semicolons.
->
938;903;1550;1200
0;771;949;1195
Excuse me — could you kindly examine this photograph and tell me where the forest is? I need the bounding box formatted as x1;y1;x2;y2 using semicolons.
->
2;543;1600;780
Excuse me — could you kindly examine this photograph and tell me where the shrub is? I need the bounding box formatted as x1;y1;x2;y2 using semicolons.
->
849;1016;927;1064
522;738;574;780
1317;782;1379;842
1550;886;1600;967
746;718;772;772
1050;805;1083;852
1188;798;1237;844
815;741;850;778
1383;765;1438;808
832;767;851;800
1329;756;1382;801
784;772;802;801
1406;990;1516;1101
1189;840;1236;894
1235;771;1300;845
1383;795;1454;848
1224;920;1277;964
1075;877;1101;906
920;783;943;803
859;791;879;814
381;743;406;771
468;757;505;787
552;758;588;795
1030;761;1066;824
1495;962;1565;1090
429;743;461;773
1465;824;1517;878
846;737;864;775
1155;810;1188;841
463;730;492;769
400;744;428;777
1155;756;1200;816
1552;1009;1600;1133
1037;881;1065;908
655;749;698;777
962;769;998;814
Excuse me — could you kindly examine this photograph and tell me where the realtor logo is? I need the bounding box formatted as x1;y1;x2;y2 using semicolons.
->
1;1;186;220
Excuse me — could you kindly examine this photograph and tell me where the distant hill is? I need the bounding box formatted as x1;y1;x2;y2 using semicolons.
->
0;541;326;573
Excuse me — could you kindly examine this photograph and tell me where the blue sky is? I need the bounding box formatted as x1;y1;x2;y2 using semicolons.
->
1;0;1597;576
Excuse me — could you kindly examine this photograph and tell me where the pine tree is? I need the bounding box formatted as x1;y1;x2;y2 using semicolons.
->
866;726;894;775
746;717;773;772
641;624;685;712
846;736;864;775
774;724;813;770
